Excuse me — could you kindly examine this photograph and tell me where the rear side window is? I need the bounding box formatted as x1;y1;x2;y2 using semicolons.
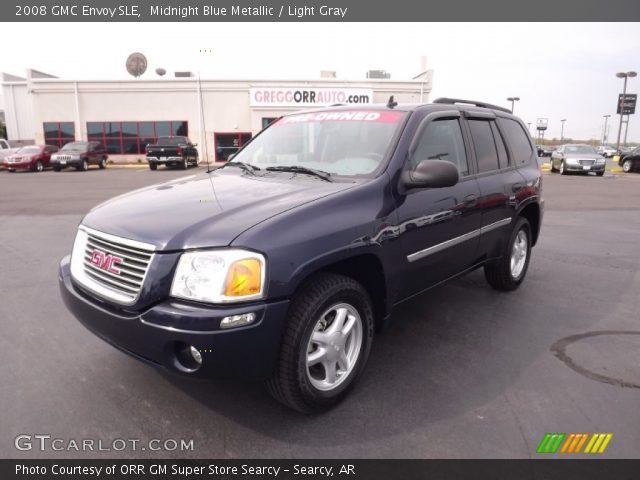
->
410;118;469;176
468;120;500;172
501;118;534;165
491;123;509;168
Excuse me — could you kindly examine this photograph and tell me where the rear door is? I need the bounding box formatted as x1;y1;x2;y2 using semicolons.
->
395;110;483;298
463;112;525;258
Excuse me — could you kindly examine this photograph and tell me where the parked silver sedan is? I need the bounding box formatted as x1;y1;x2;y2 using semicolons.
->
550;144;606;176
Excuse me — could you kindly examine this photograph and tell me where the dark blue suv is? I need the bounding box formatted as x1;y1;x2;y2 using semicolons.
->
59;98;543;412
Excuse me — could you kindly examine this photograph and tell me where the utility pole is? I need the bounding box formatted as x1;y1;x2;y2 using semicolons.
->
602;114;611;145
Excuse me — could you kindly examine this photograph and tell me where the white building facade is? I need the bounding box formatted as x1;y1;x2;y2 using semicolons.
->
1;69;433;163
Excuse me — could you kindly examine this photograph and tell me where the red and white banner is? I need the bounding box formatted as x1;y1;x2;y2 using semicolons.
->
250;87;373;107
275;110;404;125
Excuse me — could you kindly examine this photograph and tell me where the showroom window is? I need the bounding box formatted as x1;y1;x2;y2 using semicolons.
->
44;122;75;148
262;117;278;129
214;132;252;162
86;121;188;154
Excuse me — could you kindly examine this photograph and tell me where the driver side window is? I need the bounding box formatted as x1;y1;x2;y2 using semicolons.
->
409;118;469;176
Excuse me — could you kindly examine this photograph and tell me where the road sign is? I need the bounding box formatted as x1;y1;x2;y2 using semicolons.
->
617;94;637;115
536;118;548;131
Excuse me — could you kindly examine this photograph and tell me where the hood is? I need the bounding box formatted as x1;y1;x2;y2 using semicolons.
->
54;150;84;155
82;171;356;251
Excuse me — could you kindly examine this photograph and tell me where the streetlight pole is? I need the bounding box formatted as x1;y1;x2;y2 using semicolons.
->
507;96;520;114
560;119;567;144
602;114;611;145
615;71;637;153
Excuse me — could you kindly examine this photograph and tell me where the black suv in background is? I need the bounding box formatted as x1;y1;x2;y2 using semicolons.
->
59;99;543;412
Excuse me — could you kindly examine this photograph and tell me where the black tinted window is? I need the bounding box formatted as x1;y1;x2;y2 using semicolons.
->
410;118;469;176
491;123;509;168
469;120;500;172
501;118;533;165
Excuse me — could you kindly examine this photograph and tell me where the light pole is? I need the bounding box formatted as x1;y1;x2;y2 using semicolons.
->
507;96;520;113
560;119;567;143
615;71;637;152
602;114;611;145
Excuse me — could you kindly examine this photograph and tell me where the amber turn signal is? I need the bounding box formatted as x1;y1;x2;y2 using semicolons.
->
223;258;262;297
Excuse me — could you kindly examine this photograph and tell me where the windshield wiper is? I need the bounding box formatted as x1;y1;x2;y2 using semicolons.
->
266;165;333;182
216;162;261;175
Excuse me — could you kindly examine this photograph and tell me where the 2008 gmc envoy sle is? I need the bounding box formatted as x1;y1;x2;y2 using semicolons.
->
59;98;543;413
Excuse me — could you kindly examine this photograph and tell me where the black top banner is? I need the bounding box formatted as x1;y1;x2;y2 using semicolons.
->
3;0;640;21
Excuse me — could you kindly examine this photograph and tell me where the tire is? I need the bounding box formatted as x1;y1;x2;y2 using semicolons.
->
266;273;374;413
180;157;188;170
149;162;157;171
53;167;61;172
77;159;88;171
596;171;605;177
549;159;557;173
623;160;633;173
99;157;107;169
560;160;569;175
8;169;15;173
484;217;532;291
34;160;44;172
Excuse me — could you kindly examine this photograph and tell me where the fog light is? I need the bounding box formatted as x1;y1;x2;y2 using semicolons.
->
189;346;202;365
220;312;256;329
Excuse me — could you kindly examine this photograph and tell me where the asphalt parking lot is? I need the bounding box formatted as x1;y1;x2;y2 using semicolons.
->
1;165;639;459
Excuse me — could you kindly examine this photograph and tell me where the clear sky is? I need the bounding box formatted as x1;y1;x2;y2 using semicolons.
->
2;22;639;142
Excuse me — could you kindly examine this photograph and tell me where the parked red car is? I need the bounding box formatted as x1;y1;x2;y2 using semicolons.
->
4;145;60;172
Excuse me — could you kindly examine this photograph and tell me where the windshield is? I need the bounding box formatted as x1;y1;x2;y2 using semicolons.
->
156;137;187;145
565;145;597;154
17;147;40;154
61;142;88;151
230;110;406;176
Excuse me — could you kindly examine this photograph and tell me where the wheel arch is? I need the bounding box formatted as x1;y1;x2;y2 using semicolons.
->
517;201;541;246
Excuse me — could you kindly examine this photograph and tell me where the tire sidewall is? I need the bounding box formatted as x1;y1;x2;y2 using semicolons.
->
295;285;374;407
623;160;631;172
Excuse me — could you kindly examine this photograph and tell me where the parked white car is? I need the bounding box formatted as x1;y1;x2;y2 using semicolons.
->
597;145;617;158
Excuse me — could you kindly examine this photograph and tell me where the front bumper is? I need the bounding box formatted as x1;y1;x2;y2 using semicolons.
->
59;255;290;380
564;163;605;172
52;158;82;168
5;161;33;169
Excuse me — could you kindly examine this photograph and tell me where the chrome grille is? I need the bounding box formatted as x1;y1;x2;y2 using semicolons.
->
55;155;73;161
579;159;595;166
70;226;155;305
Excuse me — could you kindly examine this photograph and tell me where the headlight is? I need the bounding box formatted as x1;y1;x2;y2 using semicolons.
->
170;249;266;303
596;158;605;164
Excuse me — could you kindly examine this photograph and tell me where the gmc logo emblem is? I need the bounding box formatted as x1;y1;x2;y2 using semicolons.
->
90;249;123;274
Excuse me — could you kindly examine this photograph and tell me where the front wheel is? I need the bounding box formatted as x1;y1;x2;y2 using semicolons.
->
560;161;569;175
549;159;557;173
596;170;605;177
34;160;44;172
266;273;374;413
149;162;157;171
623;160;633;173
77;159;88;171
484;217;532;291
180;157;188;170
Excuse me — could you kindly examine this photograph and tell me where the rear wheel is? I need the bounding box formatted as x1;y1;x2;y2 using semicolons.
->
266;273;374;413
484;217;532;291
623;159;633;173
99;157;107;169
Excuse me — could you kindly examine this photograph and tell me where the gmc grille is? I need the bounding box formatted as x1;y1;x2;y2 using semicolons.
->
579;159;595;166
70;226;155;305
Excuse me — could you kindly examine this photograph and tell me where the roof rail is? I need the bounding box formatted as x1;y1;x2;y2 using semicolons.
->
433;97;512;114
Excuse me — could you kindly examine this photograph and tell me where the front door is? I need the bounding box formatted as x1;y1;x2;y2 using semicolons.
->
395;112;482;299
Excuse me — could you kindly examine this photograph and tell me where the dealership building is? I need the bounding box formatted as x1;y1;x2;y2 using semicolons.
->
1;68;433;163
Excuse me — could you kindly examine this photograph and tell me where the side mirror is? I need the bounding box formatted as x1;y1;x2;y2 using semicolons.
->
402;159;459;189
